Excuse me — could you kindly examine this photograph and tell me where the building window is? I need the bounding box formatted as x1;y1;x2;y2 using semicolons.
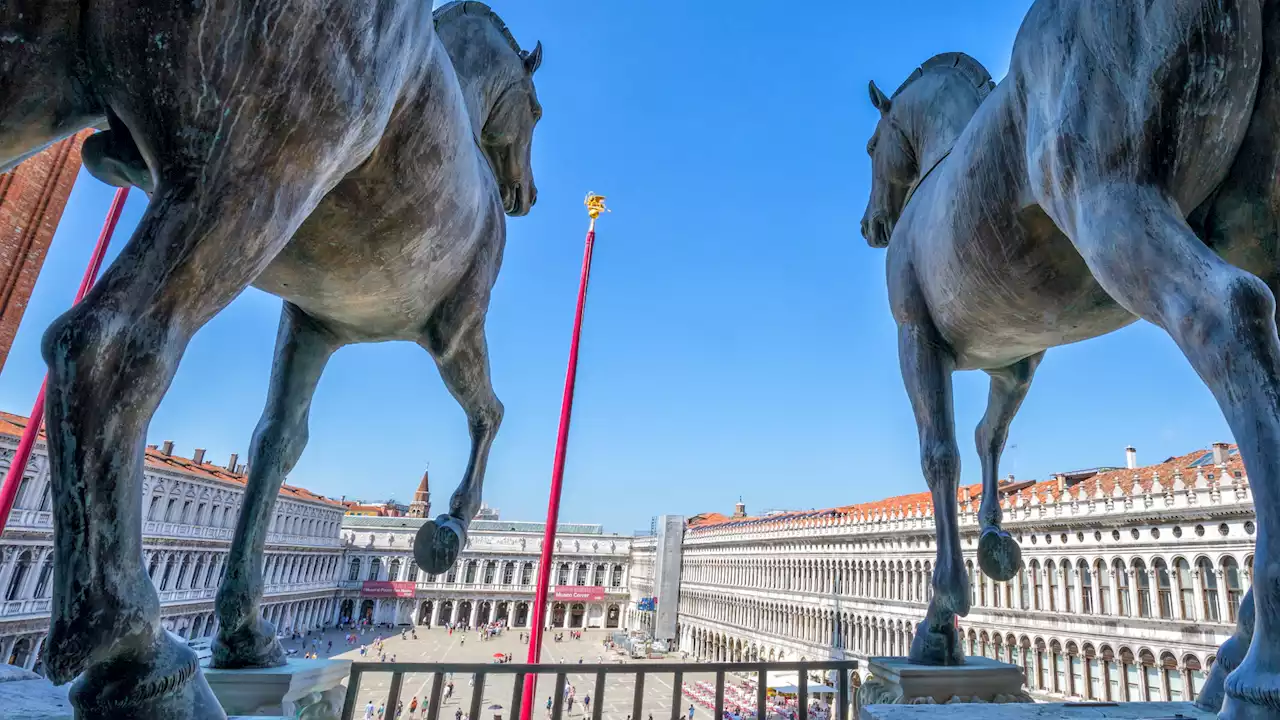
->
575;563;588;586
1096;560;1111;615
1176;558;1195;620
522;562;534;585
1134;560;1152;618
1154;559;1173;618
1198;557;1220;622
369;558;381;581
1143;651;1162;701
1223;558;1243;622
1114;559;1132;616
446;567;457;584
1046;561;1058;612
1070;646;1084;698
502;562;514;585
464;561;477;584
33;556;53;598
1086;647;1102;700
611;564;623;587
1080;561;1093;614
1164;653;1183;701
557;563;569;586
1186;656;1204;702
594;565;605;586
408;563;419;582
1063;561;1076;613
1019;567;1030;609
348;559;361;582
4;551;32;601
388;559;401;582
483;562;495;584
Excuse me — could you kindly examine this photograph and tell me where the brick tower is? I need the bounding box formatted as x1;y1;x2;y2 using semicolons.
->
407;470;431;518
0;132;91;375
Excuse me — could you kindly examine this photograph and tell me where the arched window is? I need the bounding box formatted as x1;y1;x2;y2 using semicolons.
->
1114;559;1132;616
1185;655;1204;702
1197;557;1220;622
1133;560;1151;618
1142;650;1161;701
1051;640;1065;694
347;558;361;582
575;563;588;586
1096;559;1111;615
5;551;32;600
1176;558;1195;620
523;562;535;585
368;558;382;581
1063;560;1076;613
1223;557;1243;622
1162;652;1182;701
611;564;623;587
1084;644;1102;699
408;562;419;583
388;559;401;582
1046;561;1058;611
175;555;191;589
556;563;569;586
483;561;496;584
463;560;477;584
33;556;53;598
1079;560;1093;614
1154;559;1173;619
159;556;175;591
1018;566;1030;609
1068;642;1083;698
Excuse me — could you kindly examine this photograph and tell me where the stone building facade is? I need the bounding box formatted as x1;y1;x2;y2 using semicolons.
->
337;511;632;631
631;443;1254;707
0;412;347;672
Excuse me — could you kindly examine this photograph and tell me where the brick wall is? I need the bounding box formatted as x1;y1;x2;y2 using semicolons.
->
0;132;90;375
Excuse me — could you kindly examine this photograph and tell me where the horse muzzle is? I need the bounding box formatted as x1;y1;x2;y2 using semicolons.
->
861;213;894;248
501;182;535;217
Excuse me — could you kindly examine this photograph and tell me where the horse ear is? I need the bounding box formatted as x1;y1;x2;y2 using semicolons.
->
523;41;543;74
868;81;891;115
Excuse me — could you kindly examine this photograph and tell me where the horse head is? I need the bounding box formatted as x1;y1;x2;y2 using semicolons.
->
860;52;994;248
435;1;543;217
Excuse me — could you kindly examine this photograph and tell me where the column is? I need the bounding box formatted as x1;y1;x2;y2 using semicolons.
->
26;635;44;670
469;599;480;628
1214;570;1230;623
0;636;14;664
450;601;461;626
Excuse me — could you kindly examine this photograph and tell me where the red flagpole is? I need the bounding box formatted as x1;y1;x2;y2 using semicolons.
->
520;194;608;720
0;186;130;535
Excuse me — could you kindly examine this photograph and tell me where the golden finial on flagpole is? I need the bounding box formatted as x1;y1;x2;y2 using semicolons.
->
585;192;609;230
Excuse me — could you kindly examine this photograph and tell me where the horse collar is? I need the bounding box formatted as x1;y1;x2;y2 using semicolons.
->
903;149;952;210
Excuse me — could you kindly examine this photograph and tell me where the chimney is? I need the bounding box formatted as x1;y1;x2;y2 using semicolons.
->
1125;446;1137;470
193;448;206;464
227;453;239;471
1055;474;1065;495
160;440;174;456
1212;442;1230;466
146;444;158;451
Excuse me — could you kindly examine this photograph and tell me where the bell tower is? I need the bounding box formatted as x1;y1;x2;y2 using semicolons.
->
408;470;431;518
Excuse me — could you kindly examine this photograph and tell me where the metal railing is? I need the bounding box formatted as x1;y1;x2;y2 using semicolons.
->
340;659;859;720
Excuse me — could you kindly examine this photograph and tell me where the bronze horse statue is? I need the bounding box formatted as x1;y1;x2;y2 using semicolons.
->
862;1;1279;717
2;0;539;715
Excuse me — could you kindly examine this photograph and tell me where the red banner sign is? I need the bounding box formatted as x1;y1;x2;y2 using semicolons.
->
362;581;416;598
553;585;605;601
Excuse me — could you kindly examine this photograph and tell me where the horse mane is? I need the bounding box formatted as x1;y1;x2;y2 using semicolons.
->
892;52;995;101
434;1;525;55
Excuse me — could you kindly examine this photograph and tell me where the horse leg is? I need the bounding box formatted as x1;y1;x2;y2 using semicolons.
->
413;274;503;575
1049;183;1280;718
898;315;967;665
1198;274;1280;712
212;302;340;669
974;353;1042;582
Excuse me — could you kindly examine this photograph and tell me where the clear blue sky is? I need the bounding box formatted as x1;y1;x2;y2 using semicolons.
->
0;0;1232;534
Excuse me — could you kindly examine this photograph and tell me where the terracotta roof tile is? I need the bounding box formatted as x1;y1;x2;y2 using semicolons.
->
690;444;1242;531
0;411;343;508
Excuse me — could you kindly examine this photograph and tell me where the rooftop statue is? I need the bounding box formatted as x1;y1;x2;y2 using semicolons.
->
0;0;539;715
861;2;1278;717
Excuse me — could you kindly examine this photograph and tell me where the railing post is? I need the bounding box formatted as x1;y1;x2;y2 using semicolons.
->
714;669;725;720
837;666;849;720
470;672;488;720
512;672;526;720
592;671;605;720
341;666;363;720
552;673;567;720
426;672;445;720
385;671;405;717
632;670;645;720
756;665;767;720
798;662;809;720
671;671;683;720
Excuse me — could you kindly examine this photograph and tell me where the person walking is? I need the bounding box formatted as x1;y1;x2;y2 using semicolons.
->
545;697;553;717
583;695;590;714
366;701;376;720
410;697;419;718
689;705;696;720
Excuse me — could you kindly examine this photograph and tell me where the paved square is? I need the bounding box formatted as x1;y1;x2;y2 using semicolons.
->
289;627;758;720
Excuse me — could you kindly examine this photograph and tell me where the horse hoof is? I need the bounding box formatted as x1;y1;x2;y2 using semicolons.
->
210;614;287;670
978;528;1021;582
908;619;964;666
71;630;225;720
415;514;467;574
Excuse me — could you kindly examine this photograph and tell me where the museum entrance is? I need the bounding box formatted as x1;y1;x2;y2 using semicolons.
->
419;600;434;626
569;603;585;628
